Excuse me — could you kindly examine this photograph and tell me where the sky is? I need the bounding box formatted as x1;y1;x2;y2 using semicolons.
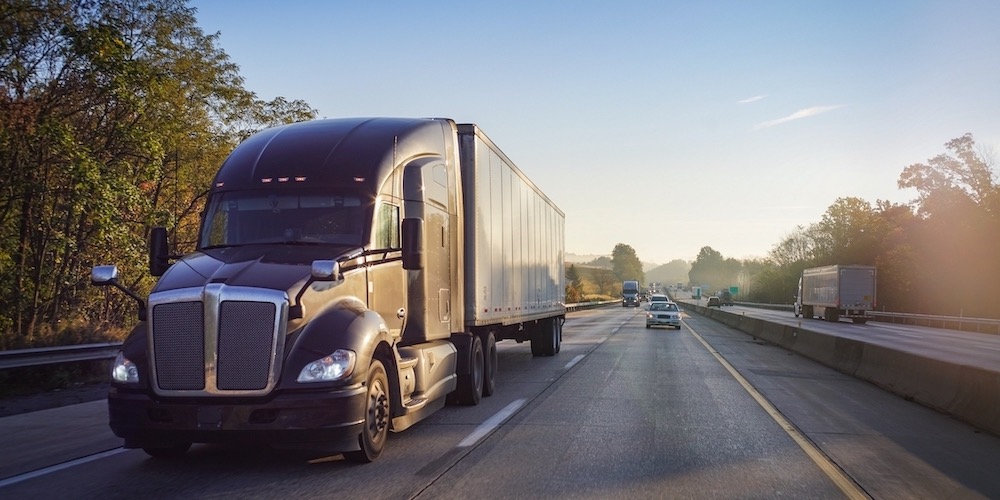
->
190;0;1000;265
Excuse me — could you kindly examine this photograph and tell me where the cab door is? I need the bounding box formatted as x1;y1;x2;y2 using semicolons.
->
401;159;452;343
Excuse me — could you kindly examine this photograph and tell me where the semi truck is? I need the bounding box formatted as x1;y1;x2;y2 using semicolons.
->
794;265;876;324
90;117;565;462
622;280;640;307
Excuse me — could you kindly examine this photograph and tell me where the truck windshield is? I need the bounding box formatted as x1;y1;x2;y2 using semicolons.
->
199;190;365;248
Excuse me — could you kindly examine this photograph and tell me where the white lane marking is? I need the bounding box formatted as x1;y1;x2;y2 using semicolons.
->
564;354;585;370
457;399;526;448
0;448;129;488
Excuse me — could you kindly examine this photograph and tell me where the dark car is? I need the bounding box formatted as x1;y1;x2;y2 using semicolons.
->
707;296;722;308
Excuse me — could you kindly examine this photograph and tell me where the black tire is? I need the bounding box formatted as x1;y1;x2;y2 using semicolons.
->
552;318;562;354
675;325;682;330
344;359;390;463
530;322;546;356
853;318;868;324
143;442;191;458
531;318;560;356
452;335;484;405
645;324;650;329
480;331;497;397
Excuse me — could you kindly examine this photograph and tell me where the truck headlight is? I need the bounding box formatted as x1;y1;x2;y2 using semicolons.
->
297;349;356;382
111;352;139;384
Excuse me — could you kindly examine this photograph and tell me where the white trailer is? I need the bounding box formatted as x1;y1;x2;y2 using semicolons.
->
795;265;876;323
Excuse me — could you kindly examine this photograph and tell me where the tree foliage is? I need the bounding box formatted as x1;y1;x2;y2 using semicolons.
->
736;134;999;317
0;0;316;348
565;264;583;303
611;243;643;283
688;246;740;293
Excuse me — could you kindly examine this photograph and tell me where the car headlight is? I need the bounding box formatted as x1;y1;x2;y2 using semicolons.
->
298;349;356;382
111;351;139;384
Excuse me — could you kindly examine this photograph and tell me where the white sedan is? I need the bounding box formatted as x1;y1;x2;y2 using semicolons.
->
646;302;682;329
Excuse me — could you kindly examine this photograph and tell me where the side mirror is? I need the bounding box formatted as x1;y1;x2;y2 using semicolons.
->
401;218;424;270
311;260;341;281
288;259;343;320
90;265;147;321
91;265;120;285
149;227;170;276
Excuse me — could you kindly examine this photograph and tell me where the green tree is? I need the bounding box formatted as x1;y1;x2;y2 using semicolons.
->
896;134;999;316
688;246;739;292
565;264;583;303
611;243;643;283
0;0;316;348
899;133;998;217
592;268;618;297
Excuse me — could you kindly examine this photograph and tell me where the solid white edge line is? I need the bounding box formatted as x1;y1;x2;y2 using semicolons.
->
0;447;129;488
457;398;526;448
564;354;585;370
685;324;871;500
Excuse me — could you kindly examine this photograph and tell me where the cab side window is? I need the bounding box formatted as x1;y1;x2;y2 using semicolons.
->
375;203;400;248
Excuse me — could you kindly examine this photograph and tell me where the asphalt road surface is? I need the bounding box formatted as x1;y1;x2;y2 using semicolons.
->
2;306;999;499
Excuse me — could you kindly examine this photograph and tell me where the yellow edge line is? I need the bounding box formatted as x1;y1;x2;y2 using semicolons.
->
684;321;870;500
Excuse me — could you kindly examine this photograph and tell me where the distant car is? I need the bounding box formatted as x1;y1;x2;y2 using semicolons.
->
649;294;670;304
646;301;682;329
707;296;722;308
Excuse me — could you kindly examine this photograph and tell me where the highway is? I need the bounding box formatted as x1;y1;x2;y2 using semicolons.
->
2;306;999;498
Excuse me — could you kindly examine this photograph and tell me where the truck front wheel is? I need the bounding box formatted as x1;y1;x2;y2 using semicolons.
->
345;359;390;463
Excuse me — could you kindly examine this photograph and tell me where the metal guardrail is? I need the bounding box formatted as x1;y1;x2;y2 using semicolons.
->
0;342;122;370
566;300;619;312
867;311;1000;334
0;302;621;371
733;301;1000;335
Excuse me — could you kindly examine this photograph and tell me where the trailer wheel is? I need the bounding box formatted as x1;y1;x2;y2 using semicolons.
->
345;359;390;463
531;317;561;357
451;335;484;405
480;331;497;397
142;443;191;458
553;318;562;354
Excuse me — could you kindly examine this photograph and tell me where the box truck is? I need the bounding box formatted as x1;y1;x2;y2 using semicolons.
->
622;280;640;307
91;117;565;462
794;265;876;324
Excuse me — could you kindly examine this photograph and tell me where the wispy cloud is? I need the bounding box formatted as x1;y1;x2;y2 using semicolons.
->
752;105;844;131
738;95;767;104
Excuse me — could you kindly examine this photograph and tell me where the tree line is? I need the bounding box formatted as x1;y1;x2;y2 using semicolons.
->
0;0;316;349
570;134;998;319
689;133;999;318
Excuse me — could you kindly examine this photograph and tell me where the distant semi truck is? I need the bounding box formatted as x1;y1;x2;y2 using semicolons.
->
794;265;876;324
91;117;565;462
622;280;640;307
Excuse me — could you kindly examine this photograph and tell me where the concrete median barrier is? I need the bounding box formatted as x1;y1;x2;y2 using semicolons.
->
679;302;1000;437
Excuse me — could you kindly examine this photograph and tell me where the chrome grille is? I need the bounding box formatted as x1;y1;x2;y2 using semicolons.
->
152;301;205;390
217;301;277;390
147;285;288;396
